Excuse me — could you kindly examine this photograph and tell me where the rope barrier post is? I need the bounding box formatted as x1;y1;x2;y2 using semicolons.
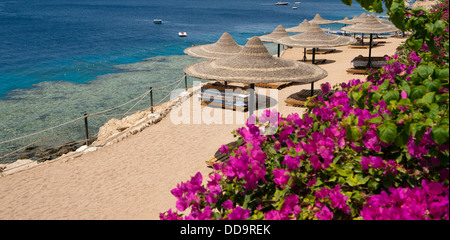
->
184;74;188;91
150;87;154;113
84;113;90;146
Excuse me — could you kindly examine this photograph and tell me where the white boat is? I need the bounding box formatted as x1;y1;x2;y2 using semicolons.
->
293;6;298;9
295;2;302;4
275;2;289;5
178;32;187;37
153;19;162;24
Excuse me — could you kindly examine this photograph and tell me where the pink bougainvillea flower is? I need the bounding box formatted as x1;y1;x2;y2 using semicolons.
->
315;206;333;220
219;144;229;154
273;168;290;188
227;206;250;220
282;154;302;171
321;82;331;94
222;199;234;210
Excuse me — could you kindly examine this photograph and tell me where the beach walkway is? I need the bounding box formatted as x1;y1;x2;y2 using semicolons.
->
0;37;405;220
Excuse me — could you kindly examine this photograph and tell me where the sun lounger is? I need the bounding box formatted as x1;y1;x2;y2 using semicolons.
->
349;42;380;49
298;59;327;65
285;89;334;107
346;68;371;75
306;48;336;54
200;82;249;111
347;55;388;74
254;82;293;89
205;141;239;167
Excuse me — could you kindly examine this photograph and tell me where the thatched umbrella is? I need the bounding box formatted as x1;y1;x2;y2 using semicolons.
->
342;15;398;68
309;13;336;25
369;13;390;23
277;23;356;96
336;17;357;35
336;17;356;25
257;25;290;57
286;19;311;33
184;32;243;59
278;23;356;62
184;37;328;114
286;20;312;60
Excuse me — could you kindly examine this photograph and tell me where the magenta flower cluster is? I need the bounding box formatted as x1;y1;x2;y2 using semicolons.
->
361;180;449;220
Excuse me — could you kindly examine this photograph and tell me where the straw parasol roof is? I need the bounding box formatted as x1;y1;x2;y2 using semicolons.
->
341;15;398;34
184;37;327;84
277;23;357;48
309;13;336;25
258;25;290;43
286;19;311;33
369;13;391;23
183;32;243;60
336;17;356;25
354;12;369;23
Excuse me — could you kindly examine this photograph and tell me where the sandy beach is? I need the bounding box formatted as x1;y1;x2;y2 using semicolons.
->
0;36;406;220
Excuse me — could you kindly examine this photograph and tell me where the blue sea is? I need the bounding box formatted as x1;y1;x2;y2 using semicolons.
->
0;0;369;162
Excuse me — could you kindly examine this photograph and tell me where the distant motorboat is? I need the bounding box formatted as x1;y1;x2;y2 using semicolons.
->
153;19;162;24
178;32;187;37
295;2;302;4
293;6;298;9
275;2;289;5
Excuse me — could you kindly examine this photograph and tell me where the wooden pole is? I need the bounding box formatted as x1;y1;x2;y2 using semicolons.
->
84;113;89;146
184;74;188;91
150;87;154;113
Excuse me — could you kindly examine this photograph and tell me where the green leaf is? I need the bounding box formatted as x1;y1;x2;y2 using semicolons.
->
368;179;379;191
432;125;449;145
410;86;427;100
424;103;439;120
416;65;434;79
422;92;436;104
341;0;352;6
355;174;370;185
378;121;397;144
424;79;441;92
383;90;400;104
367;116;382;125
346;126;362;142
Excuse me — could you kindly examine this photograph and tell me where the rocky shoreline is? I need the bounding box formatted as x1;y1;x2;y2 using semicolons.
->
0;89;194;176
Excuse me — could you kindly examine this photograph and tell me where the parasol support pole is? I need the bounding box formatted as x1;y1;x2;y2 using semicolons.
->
249;83;255;116
312;48;316;65
277;44;281;57
367;33;373;69
311;82;314;97
150;87;154;114
303;48;307;61
361;33;364;45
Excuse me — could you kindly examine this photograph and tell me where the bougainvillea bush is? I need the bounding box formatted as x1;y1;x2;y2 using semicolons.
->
160;1;449;220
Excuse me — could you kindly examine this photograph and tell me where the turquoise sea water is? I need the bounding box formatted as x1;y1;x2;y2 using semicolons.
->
0;0;370;162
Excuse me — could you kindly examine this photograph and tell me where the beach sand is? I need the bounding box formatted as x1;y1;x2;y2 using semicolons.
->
0;36;406;220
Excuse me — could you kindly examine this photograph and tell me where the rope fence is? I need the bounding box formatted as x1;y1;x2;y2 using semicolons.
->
0;75;189;162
